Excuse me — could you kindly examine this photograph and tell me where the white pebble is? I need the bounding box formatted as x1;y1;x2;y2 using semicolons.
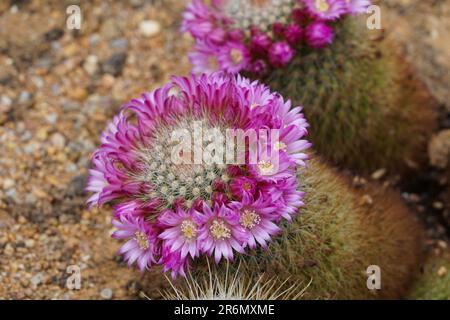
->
139;20;161;38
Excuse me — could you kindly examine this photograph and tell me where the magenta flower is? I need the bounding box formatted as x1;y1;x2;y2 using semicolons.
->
260;176;306;222
305;21;334;48
284;24;304;45
87;73;310;277
158;207;202;260
217;41;251;73
160;246;190;279
188;40;221;74
345;0;371;15
249;59;269;77
181;0;227;43
268;41;294;68
197;203;248;263
292;8;308;25
250;33;272;55
272;22;285;37
304;0;348;21
229;194;281;249
230;176;257;200
112;214;159;272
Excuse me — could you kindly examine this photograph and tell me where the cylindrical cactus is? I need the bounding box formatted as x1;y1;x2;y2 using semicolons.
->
408;249;450;300
168;157;424;299
182;1;436;174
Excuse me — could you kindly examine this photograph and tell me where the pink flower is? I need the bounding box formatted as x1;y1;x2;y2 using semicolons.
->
304;0;348;21
284;24;303;45
217;41;251;73
272;22;285;37
181;0;227;43
305;21;334;48
188;40;220;74
345;0;371;15
260;177;305;222
268;41;294;68
158;207;203;260
160;246;190;279
250;33;272;55
198;203;248;263
229;194;281;249
230;176;257;200
112;214;159;272
248;148;295;182
292;8;308;25
249;59;269;77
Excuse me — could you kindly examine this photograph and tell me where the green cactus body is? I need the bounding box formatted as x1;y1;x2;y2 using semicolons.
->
408;250;450;300
263;17;435;173
169;157;424;299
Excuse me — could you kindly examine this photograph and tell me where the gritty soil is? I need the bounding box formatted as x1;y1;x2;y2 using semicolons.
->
0;0;448;299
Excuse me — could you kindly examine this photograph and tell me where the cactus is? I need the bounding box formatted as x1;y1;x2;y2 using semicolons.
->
408;249;450;300
264;17;436;173
168;156;424;299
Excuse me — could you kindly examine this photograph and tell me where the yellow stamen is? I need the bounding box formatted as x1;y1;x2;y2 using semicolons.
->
243;182;253;191
315;0;330;12
240;209;261;229
258;160;274;175
230;48;243;65
135;231;149;250
210;219;231;240
181;220;198;240
274;141;287;151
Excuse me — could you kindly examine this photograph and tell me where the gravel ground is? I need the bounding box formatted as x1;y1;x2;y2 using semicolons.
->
0;0;448;299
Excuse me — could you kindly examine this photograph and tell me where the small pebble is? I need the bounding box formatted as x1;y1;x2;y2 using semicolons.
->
100;288;113;300
31;273;43;286
138;20;161;38
50;133;66;149
83;55;99;76
371;168;387;180
25;239;35;248
437;266;448;277
102;53;127;76
3;178;15;189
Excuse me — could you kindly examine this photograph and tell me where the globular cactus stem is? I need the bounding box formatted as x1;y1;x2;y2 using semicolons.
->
264;17;436;174
167;156;424;299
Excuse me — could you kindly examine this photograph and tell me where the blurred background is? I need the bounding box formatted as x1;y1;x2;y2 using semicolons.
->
0;0;448;299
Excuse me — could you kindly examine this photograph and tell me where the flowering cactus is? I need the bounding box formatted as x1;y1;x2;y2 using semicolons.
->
168;157;424;299
182;0;436;173
182;0;371;75
87;73;310;278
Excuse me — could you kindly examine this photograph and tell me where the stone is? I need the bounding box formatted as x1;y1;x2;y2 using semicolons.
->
50;133;66;149
428;129;450;169
371;168;387;180
31;273;43;286
3;178;15;189
83;55;99;76
100;288;113;300
102;52;127;76
44;28;64;42
138;20;161;38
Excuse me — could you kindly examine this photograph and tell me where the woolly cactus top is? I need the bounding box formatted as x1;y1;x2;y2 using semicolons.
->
182;0;371;75
87;73;310;278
